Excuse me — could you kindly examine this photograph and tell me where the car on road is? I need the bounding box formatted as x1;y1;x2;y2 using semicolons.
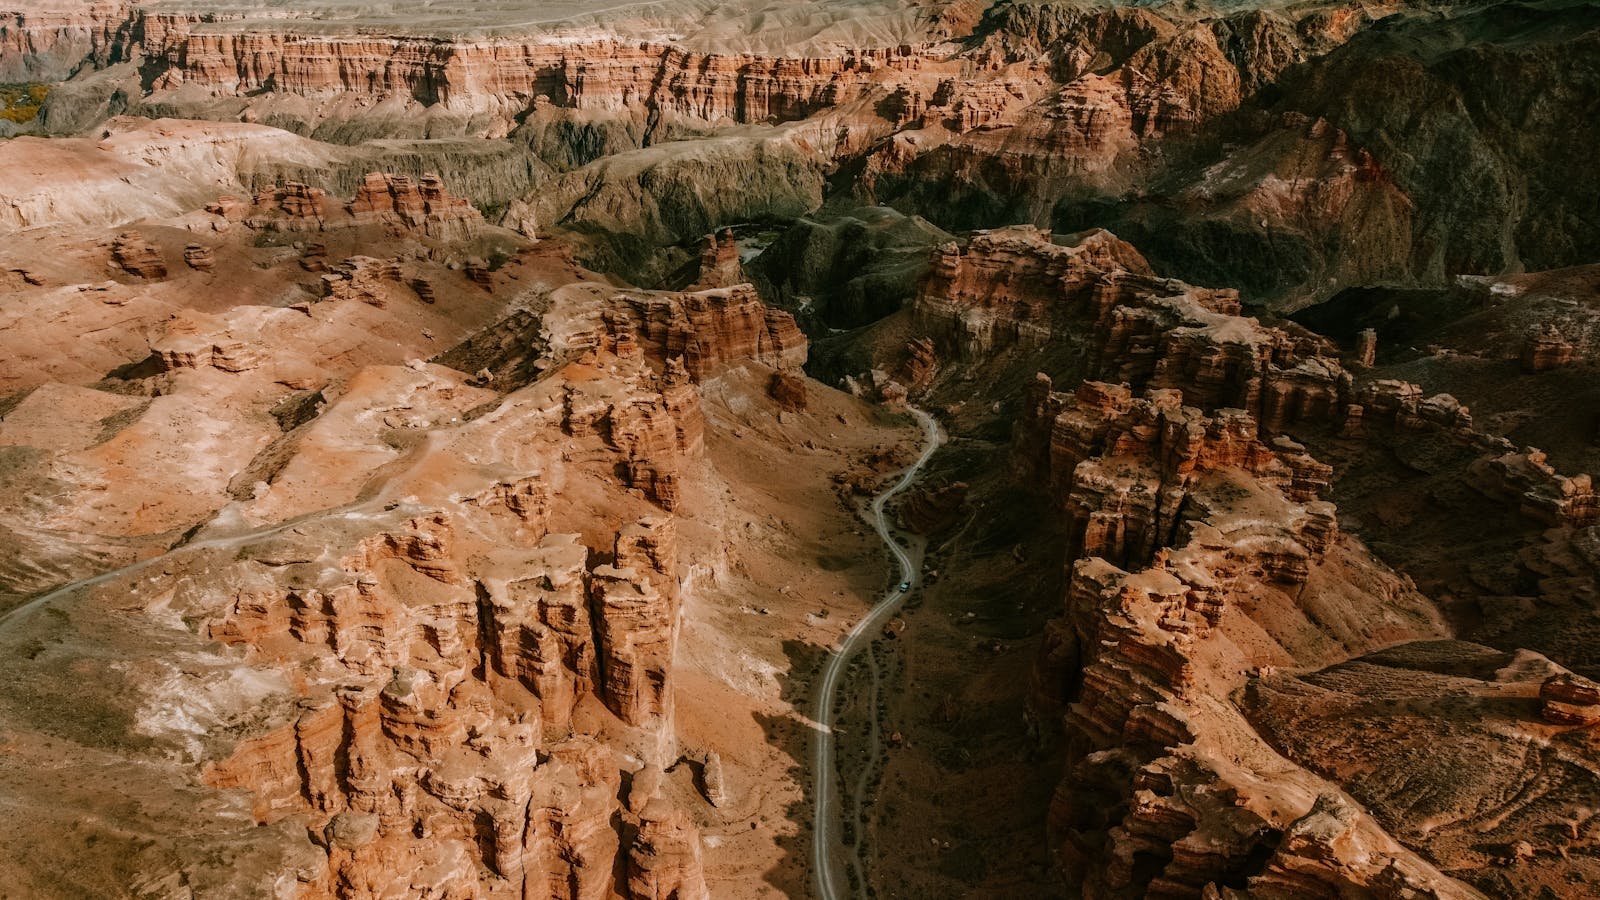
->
898;581;910;592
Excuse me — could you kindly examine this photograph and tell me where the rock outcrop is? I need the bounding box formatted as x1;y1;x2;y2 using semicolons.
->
896;480;967;534
689;229;744;289
593;519;681;725
1018;375;1335;572
319;256;399;306
558;351;704;510
768;371;808;411
0;0;129;82
142;28;930;123
1334;372;1600;532
183;241;214;271
1469;448;1600;528
1521;324;1575;372
601;286;808;380
213;423;694;894
885;217;1582;897
1540;672;1600;726
1354;327;1377;367
235;173;483;239
349;172;480;240
1019;367;1457;896
917;226;1349;433
4;0;952;137
923;217;1600;898
914;226;1154;354
197;354;714;896
111;229;167;278
627;799;711;900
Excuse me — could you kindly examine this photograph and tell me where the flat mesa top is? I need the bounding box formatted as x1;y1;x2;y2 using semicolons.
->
131;0;960;54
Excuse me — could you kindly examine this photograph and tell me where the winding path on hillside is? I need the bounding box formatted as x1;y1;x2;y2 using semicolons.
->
812;406;942;900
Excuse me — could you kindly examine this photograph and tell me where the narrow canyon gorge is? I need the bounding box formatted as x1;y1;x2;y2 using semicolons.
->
0;0;1598;897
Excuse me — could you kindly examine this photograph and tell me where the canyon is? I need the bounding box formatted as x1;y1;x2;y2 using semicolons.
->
1;0;1598;898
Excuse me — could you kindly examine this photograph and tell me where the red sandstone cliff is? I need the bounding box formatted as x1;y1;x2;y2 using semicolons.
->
916;226;1348;433
221;172;483;240
1016;376;1464;897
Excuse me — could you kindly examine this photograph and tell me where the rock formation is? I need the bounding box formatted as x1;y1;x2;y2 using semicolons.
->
0;161;846;896
1354;327;1377;367
129;22;937;133
1521;324;1575;372
896;480;967;535
881;214;1600;896
348;172;478;238
319;256;399;306
690;229;744;289
1539;672;1600;726
768;370;807;411
917;226;1348;433
238;173;483;239
5;0;1600;898
204;506;700;893
173;342;722;896
627;799;711;900
1469;448;1600;527
111;229;167;278
914;226;1155;354
1013;363;1464;896
183;241;215;271
1019;372;1453;896
598;286;809;380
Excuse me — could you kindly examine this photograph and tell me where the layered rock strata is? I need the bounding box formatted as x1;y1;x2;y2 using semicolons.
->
917;226;1349;434
0;0;131;81
144;30;933;123
1018;368;1458;897
6;0;949;133
960;226;1600;897
226;172;483;239
188;351;713;897
883;222;1595;897
205;505;694;896
541;284;809;382
0;163;829;895
1521;324;1575;373
111;228;168;278
689;229;744;290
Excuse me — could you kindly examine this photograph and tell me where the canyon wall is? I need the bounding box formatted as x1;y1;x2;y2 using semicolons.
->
914;226;1347;434
205;506;695;898
11;0;1594;309
5;0;943;130
5;1;1600;897
0;161;830;897
890;224;1600;897
0;0;131;80
1018;372;1461;898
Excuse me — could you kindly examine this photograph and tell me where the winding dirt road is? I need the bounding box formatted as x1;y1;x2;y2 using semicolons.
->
812;406;942;900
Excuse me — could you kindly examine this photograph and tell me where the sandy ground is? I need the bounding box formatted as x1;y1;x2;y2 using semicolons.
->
669;367;923;896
